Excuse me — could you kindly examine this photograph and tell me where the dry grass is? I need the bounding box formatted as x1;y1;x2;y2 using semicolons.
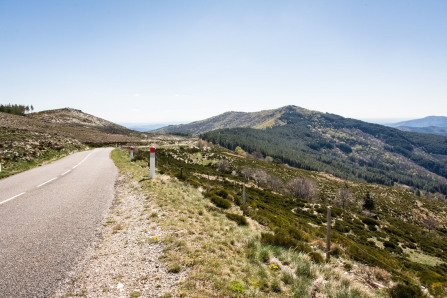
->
112;148;388;297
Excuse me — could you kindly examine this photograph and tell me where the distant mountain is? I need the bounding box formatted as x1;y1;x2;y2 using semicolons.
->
118;123;170;132
390;116;447;128
154;107;290;134
386;116;447;137
193;105;447;196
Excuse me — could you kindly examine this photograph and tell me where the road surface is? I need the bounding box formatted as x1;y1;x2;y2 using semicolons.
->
0;148;118;297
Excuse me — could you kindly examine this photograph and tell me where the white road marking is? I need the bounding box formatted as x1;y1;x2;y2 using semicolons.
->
37;177;58;188
0;192;26;206
62;169;71;176
72;151;94;170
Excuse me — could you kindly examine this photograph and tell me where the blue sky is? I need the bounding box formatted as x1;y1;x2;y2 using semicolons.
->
1;0;446;124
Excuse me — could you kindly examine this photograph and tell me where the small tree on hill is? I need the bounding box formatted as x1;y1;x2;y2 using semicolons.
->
363;192;375;212
335;184;354;210
424;216;438;233
286;177;318;200
235;146;246;156
216;159;230;172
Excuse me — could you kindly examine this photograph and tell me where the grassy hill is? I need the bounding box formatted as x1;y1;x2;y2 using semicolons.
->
128;143;447;296
198;106;447;198
153;107;290;134
0;108;183;178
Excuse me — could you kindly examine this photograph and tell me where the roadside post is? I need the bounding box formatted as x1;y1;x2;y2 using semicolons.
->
130;146;134;161
150;146;155;179
118;143;121;151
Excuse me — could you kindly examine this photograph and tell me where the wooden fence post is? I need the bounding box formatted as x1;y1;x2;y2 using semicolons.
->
207;172;210;193
243;184;246;215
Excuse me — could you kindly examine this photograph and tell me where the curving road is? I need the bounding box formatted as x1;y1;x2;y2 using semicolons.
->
0;148;118;297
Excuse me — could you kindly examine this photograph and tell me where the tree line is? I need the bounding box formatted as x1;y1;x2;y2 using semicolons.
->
0;104;34;116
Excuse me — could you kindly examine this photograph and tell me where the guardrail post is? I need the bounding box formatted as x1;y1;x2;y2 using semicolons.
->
150;146;155;179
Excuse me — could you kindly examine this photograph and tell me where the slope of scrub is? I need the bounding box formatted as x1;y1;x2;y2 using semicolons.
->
133;144;447;296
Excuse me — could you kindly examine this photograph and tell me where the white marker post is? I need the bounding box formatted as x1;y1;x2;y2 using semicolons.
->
130;146;134;161
150;146;155;179
118;143;121;151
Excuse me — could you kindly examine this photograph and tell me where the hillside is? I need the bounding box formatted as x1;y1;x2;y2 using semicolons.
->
197;106;447;197
113;144;447;296
395;126;447;137
154;107;289;134
0;108;184;179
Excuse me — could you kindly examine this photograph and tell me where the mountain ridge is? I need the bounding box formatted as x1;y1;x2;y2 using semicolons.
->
390;116;447;128
175;105;447;197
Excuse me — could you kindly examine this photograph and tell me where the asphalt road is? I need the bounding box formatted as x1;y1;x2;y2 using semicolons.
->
0;148;118;297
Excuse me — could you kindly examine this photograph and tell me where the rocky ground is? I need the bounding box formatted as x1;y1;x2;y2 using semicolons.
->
58;173;187;297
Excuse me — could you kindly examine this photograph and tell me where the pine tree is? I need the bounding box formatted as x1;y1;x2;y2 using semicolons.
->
363;192;375;212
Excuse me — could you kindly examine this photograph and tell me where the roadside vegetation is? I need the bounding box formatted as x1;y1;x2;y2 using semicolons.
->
112;140;447;296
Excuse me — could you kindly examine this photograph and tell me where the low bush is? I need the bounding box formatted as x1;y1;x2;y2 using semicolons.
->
288;227;311;242
361;217;379;226
388;283;425;298
226;213;248;226
310;251;324;264
210;195;231;209
260;232;311;252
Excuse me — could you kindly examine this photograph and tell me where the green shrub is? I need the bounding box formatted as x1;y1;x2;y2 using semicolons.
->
331;246;343;257
281;272;294;285
271;279;281;293
343;262;353;271
260;232;311;252
296;262;313;279
310;252;324;264
167;263;181;273
259;249;270;263
214;189;229;198
231;281;246;294
384;241;396;249
210;195;231;209
361;217;379;226
226;213;248;226
388;283;425;298
289;227;311;242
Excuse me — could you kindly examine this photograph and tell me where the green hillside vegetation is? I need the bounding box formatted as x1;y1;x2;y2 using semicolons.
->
133;143;447;296
154;107;288;134
200;106;447;198
0;108;184;179
396;126;447;137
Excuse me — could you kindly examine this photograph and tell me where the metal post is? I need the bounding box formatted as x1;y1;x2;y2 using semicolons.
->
150;146;155;179
130;146;134;161
326;206;332;261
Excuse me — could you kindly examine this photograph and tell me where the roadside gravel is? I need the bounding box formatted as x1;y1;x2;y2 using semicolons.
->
58;173;187;297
